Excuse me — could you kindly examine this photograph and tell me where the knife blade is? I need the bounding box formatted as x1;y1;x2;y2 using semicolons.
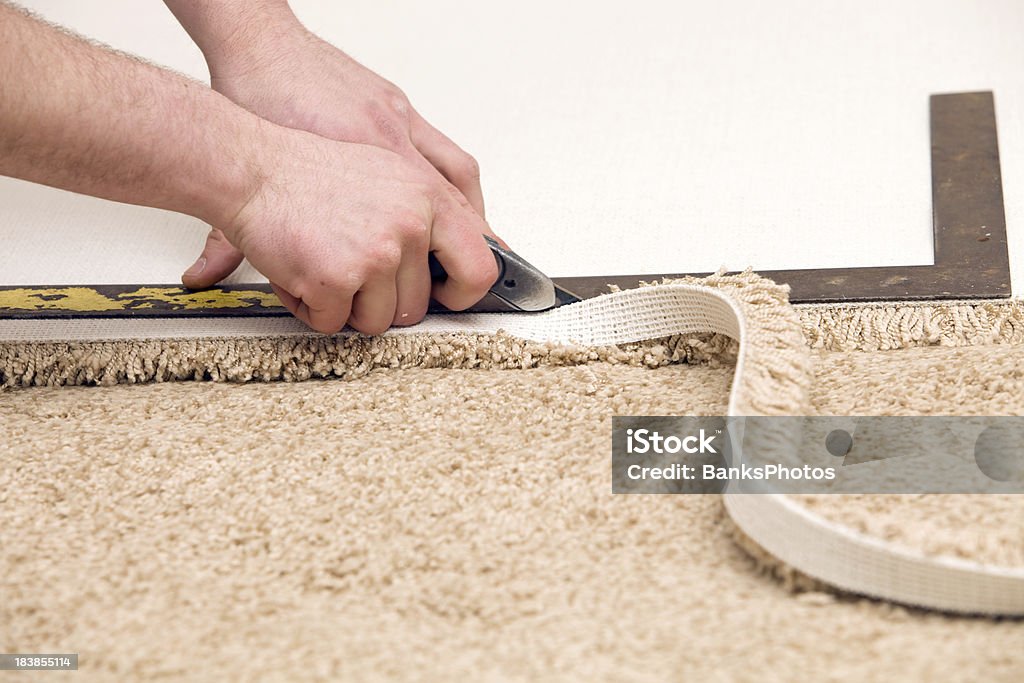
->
427;236;581;313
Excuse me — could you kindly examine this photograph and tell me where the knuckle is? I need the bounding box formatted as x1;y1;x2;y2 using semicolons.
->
459;153;481;181
310;270;361;296
366;238;403;274
386;88;411;117
396;217;429;244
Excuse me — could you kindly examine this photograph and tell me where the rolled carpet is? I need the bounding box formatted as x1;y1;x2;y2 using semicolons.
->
1;272;1022;681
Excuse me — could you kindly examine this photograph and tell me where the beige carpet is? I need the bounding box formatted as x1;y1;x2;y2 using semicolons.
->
2;276;1023;681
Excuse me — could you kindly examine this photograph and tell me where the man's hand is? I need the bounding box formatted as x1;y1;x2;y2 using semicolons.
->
166;0;499;319
222;126;498;334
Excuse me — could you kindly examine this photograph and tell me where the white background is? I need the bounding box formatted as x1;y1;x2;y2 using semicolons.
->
2;0;1022;291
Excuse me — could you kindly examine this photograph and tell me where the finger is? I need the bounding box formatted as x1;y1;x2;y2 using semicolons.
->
270;282;300;315
273;282;353;335
436;179;507;249
347;276;398;335
392;245;432;326
429;205;500;311
410;114;486;218
181;228;245;288
484;227;510;250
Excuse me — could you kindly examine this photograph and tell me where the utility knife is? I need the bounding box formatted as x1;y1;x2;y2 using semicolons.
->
428;236;581;313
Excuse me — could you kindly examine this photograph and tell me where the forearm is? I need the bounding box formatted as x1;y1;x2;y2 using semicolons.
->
163;0;301;75
0;2;263;226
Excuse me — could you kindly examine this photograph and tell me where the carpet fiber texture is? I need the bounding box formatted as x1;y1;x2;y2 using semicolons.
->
1;274;1023;681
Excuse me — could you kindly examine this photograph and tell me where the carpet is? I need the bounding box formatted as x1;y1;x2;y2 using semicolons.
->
1;273;1023;681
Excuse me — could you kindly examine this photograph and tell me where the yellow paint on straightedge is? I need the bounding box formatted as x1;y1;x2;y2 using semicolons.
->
0;286;281;313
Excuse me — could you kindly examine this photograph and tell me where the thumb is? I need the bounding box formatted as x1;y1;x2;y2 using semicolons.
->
181;228;245;289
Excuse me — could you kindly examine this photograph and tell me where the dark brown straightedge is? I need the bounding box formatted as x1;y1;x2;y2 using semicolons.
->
0;92;1010;318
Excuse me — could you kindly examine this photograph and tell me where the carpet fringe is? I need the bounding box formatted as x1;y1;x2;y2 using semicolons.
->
799;299;1024;351
652;270;813;416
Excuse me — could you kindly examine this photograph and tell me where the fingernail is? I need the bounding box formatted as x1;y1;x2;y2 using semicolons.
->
184;256;207;277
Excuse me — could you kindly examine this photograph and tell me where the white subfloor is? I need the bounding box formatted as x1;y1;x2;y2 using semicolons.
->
2;0;1022;293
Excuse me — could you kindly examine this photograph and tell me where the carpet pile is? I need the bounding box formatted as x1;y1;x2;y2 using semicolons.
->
1;273;1022;680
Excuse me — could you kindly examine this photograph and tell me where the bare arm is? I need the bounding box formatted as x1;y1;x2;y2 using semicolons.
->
0;1;256;227
162;0;297;67
0;1;498;333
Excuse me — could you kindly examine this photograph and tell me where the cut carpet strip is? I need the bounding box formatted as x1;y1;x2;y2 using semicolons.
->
2;272;1023;681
